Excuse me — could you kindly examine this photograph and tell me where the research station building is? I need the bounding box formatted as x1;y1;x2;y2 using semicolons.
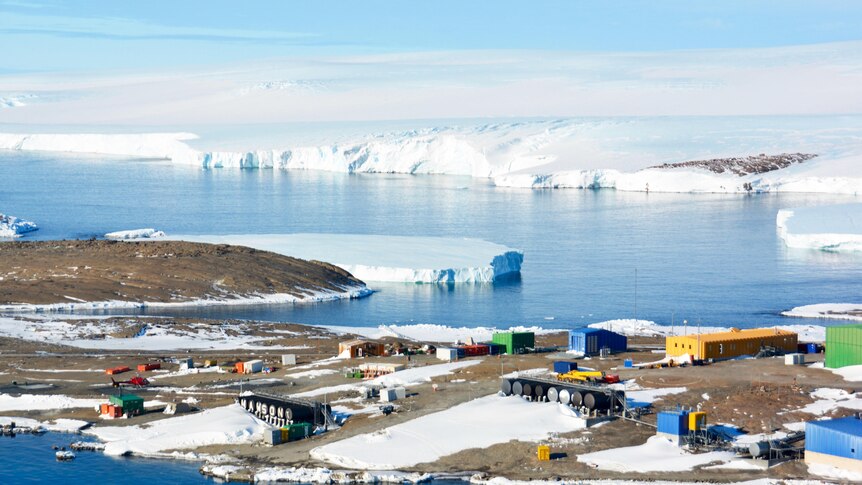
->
665;327;797;360
805;416;862;474
568;328;627;356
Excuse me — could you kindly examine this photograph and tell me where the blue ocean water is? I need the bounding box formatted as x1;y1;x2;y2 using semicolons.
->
0;432;208;484
1;150;861;329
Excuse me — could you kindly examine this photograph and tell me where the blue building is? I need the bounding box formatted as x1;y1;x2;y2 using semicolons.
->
569;328;627;356
805;416;862;473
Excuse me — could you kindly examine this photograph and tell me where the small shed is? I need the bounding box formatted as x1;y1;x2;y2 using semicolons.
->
338;339;385;359
569;328;627;356
109;394;144;416
491;332;535;355
806;416;862;473
281;354;297;366
656;409;689;445
436;347;459;361
243;359;264;374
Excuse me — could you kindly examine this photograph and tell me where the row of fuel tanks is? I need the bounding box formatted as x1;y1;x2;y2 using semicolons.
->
500;377;623;412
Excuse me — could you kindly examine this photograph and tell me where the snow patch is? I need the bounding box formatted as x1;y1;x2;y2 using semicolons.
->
311;394;587;470
105;228;166;240
85;403;268;456
0;393;102;412
577;435;737;472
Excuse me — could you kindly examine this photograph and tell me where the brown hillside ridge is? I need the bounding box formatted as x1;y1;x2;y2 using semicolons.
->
0;239;366;306
650;152;817;176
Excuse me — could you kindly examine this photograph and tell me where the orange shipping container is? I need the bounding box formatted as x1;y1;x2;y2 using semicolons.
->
235;362;244;373
137;363;160;372
105;366;131;375
100;403;111;415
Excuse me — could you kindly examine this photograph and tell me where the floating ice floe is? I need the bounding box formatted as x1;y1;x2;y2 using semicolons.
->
310;394;587;470
165;233;523;283
0;213;38;238
777;203;862;251
105;228;166;240
782;303;862;322
320;323;560;343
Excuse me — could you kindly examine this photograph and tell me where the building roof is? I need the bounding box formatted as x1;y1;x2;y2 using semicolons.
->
340;339;368;346
670;327;796;343
807;416;862;436
572;327;623;336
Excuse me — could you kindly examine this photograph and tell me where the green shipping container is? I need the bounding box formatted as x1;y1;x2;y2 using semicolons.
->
491;332;535;355
826;325;862;368
109;394;145;415
284;422;312;441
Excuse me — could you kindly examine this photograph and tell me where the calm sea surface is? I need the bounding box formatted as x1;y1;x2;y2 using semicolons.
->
1;150;860;329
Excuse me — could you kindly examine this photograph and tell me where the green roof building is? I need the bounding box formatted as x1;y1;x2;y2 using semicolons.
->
826;324;862;369
492;331;535;355
109;393;145;415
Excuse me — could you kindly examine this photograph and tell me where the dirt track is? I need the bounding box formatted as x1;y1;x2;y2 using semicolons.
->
0;240;365;305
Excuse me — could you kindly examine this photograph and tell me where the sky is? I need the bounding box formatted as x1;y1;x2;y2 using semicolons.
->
2;0;862;72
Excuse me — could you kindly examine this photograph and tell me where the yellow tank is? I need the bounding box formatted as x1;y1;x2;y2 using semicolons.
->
689;411;707;431
537;445;550;461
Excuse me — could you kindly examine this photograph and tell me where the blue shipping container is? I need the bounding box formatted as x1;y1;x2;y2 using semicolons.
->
569;328;628;356
624;359;634;368
553;361;578;374
806;417;862;459
807;343;819;354
657;410;689;435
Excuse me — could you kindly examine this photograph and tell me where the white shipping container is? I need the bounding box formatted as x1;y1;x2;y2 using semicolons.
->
784;353;805;365
281;354;296;365
394;387;407;399
436;348;458;361
244;359;264;374
380;388;399;402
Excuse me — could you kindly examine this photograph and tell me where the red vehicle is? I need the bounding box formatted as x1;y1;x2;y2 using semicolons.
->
111;376;150;388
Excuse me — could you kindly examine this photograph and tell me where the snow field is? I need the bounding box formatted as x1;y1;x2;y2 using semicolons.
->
0;393;102;412
782;303;862;322
577;435;738;472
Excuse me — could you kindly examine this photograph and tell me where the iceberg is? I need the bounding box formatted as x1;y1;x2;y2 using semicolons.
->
165;234;523;283
0;213;38;238
777;203;862;251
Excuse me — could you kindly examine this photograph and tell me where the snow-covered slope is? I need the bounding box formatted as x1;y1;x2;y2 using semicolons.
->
0;213;38;238
777;203;862;251
165;234;523;283
2;116;860;194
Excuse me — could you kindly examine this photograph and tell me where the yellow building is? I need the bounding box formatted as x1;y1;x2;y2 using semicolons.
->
666;328;797;360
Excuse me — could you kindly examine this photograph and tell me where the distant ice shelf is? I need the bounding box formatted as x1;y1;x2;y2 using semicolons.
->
777;203;862;251
0;213;38;238
165;233;524;283
1;116;861;194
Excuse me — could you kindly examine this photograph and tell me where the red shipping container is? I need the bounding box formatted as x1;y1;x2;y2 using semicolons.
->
111;405;124;418
106;366;130;375
463;345;490;357
137;363;161;372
